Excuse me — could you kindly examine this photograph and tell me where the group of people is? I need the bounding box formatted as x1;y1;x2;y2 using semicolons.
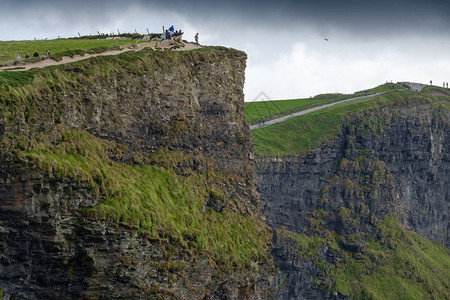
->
430;80;449;89
160;25;200;45
162;25;184;40
15;49;50;60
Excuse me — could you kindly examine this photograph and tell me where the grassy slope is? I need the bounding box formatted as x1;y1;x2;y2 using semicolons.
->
277;215;450;299
245;83;403;125
0;38;136;63
250;89;450;157
246;97;331;124
3;128;268;270
0;46;269;271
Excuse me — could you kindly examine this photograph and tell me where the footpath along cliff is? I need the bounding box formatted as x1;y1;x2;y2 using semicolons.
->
0;47;273;299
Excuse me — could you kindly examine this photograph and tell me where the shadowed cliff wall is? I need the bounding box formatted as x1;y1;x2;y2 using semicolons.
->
256;100;450;299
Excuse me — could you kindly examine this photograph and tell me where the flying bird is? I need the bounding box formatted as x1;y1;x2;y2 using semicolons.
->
324;38;329;41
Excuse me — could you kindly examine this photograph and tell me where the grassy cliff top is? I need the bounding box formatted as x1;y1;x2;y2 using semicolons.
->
245;83;402;125
248;85;450;158
0;38;140;64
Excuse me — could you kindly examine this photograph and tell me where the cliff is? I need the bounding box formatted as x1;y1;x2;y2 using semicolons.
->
255;92;450;299
0;47;272;299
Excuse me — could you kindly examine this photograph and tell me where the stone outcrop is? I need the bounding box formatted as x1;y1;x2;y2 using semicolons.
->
256;100;450;298
0;47;272;299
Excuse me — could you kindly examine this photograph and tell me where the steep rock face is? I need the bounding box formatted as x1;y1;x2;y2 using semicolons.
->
0;167;271;299
255;102;449;298
5;48;255;201
0;48;272;299
0;166;271;299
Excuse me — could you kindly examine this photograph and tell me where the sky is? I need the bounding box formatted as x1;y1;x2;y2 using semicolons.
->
1;0;449;101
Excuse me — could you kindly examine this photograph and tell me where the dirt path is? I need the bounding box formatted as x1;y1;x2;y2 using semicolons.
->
250;93;381;130
0;40;202;72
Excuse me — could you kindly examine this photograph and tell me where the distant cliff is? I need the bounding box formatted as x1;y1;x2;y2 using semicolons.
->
0;47;273;299
255;94;450;299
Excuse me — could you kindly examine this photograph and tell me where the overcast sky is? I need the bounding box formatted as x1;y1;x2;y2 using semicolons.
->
1;0;449;101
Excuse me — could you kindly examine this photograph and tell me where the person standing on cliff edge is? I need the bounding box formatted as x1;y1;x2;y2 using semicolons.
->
195;33;199;45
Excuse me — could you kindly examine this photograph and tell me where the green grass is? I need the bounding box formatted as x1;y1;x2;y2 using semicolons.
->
246;98;326;124
276;228;327;259
0;38;137;63
333;215;450;299
276;215;450;299
353;82;403;96
250;90;433;157
245;84;403;125
72;33;156;40
2;126;269;272
245;95;356;125
0;70;36;87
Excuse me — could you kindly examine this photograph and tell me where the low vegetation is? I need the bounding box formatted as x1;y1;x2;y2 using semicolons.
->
278;215;450;299
71;33;159;40
336;215;450;299
276;228;327;260
352;82;403;96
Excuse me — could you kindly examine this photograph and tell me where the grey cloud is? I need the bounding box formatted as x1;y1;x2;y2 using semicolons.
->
1;0;448;41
